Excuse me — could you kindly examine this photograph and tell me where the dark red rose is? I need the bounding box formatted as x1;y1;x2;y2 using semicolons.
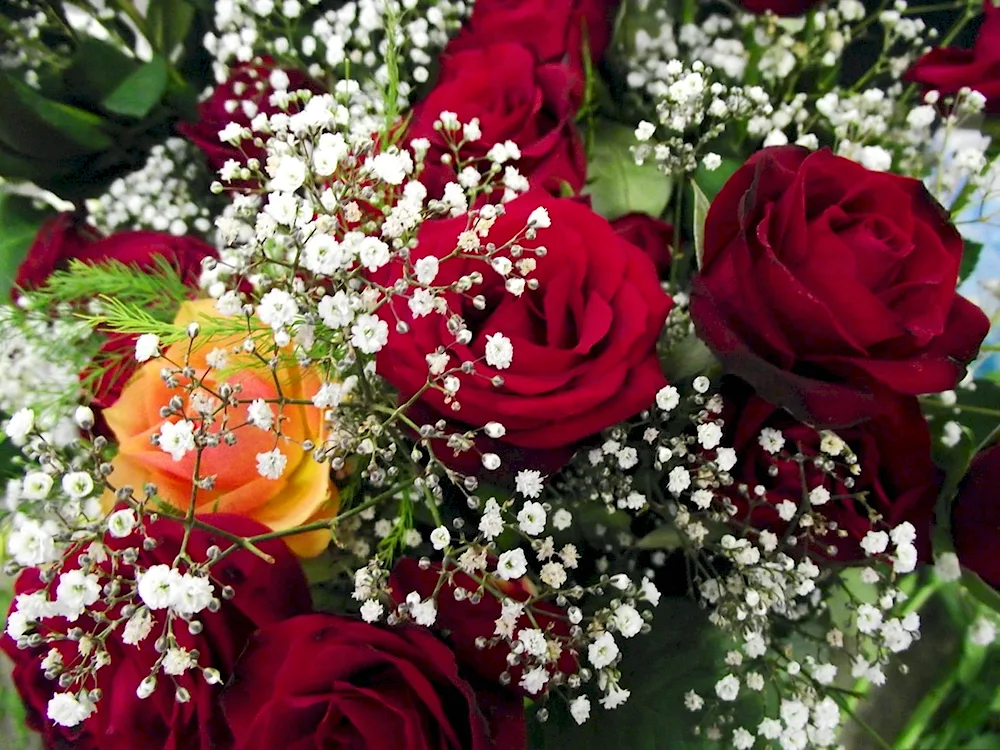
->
221;614;525;750
690;146;989;429
14;214;215;418
738;0;822;15
447;0;617;72
953;443;1000;588
611;212;674;278
1;513;311;750
906;3;1000;113
389;558;578;697
408;43;586;198
15;212;214;293
177;59;323;174
375;192;672;476
12;213;102;296
721;379;938;561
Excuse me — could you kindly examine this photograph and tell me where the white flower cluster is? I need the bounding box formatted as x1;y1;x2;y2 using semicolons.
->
5;501;228;728
632;60;773;175
86;138;219;237
366;469;662;716
0;306;92;448
205;0;468;114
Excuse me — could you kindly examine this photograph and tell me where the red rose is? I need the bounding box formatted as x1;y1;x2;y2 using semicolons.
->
15;212;214;293
177;60;323;174
375;192;672;475
14;214;215;418
1;513;311;750
690;146;988;428
737;0;822;15
446;0;617;72
611;212;674;278
906;3;1000;113
409;43;586;198
953;443;1000;588
721;380;938;561
222;614;525;750
389;558;578;696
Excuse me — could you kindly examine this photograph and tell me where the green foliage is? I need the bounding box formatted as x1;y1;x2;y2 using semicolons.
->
0;35;197;201
0;194;54;297
102;56;170;119
584;120;672;221
529;599;729;750
146;0;197;56
31;257;192;319
960;239;984;284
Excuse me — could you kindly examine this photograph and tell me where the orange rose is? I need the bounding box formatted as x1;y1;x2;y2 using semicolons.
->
102;300;337;556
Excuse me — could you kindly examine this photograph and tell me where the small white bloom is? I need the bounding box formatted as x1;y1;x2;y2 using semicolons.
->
163;648;196;676
247;399;275;431
107;509;137;538
515;470;544;499
497;548;528;580
138;564;182;610
122;609;153;645
360;599;384;623
47;693;93;728
715;674;740;701
612;604;643;638
697;423;722;450
588;631;619;669
569;696;591;725
61;472;94;499
667;466;691;494
173;574;214;616
552;508;572;530
517;501;546;536
655;385;680;412
429;526;451;551
485;332;514;369
55;570;100;620
809;486;831;505
860;530;890;556
527;206;551;228
134;333;160;362
158;419;196;461
519;666;549;695
21;472;54;500
758;427;785;454
350;314;389;354
256;449;287;479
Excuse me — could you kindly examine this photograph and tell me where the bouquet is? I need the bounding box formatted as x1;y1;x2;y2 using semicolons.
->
1;0;999;748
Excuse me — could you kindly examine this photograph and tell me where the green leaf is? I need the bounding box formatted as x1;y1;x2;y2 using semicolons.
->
690;179;710;272
959;239;983;284
102;56;170;119
529;599;734;750
962;570;1000;616
147;0;196;54
58;38;139;104
0;193;54;296
584;120;672;221
0;74;114;159
661;332;718;382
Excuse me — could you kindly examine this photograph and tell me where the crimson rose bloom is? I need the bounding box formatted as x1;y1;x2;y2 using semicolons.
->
906;3;1000;113
721;380;938;561
690;146;988;428
1;513;311;750
375;193;672;475
222;614;525;750
177;59;322;174
738;0;822;15
14;213;214;416
611;212;674;278
408;43;586;197
953;443;1000;588
389;558;578;696
446;0;617;72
